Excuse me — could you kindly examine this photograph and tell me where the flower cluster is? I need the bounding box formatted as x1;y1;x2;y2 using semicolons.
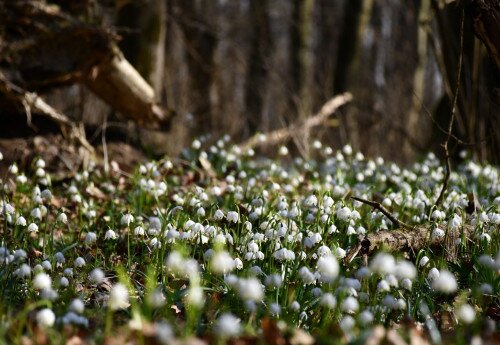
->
0;139;498;343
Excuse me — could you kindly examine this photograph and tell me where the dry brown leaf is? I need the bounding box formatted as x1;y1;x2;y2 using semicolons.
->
409;328;430;345
261;318;286;345
386;330;408;345
365;326;385;345
198;156;216;179
66;336;86;345
289;329;314;345
85;183;106;200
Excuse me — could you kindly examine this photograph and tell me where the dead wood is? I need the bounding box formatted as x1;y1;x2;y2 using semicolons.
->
238;92;352;150
84;49;167;127
351;196;412;229
0;73;94;154
468;0;500;72
0;0;169;128
345;224;477;263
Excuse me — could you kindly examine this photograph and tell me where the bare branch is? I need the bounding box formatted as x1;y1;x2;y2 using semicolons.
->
350;196;412;230
238;92;353;151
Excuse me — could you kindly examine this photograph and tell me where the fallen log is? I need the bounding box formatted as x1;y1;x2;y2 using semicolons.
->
345;224;477;263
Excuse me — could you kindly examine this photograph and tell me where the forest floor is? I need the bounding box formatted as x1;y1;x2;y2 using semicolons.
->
0;136;499;344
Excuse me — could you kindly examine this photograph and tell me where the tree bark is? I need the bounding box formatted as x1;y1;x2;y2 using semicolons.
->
174;0;217;134
467;0;500;73
0;0;168;128
345;224;478;263
245;0;272;134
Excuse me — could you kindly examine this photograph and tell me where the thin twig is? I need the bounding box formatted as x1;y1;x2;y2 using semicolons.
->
434;9;464;207
350;196;412;230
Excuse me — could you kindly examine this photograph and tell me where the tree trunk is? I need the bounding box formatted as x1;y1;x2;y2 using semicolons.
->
289;0;315;157
174;0;217;135
245;0;272;134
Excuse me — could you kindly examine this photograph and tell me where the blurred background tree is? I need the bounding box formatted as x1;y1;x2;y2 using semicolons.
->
0;0;498;165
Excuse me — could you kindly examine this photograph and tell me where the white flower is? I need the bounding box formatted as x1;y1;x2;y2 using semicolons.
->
273;248;295;261
89;268;105;284
227;211;239;223
394;260;416;280
211;251;235;275
36;308;55;328
370;253;395;275
234;258;243;270
105;229;117;240
70;299;85;314
479;233;491;242
339;315;355;332
155;321;174;344
264;274;283;288
305;195;318;207
316;254;339;282
359;310;374;325
419;256;430;267
236;277;263;301
431;210;445;220
432;270;457;293
320;293;337;309
59;277;69;288
16;216;27;226
16;174;27;184
456;304;475;324
431;227;445;240
147;288;166;308
14;264;31;279
134;226;145;236
215;313;241;337
448;214;462;230
377;280;390;292
31;207;42;220
401;278;412;290
298;267;316;285
214;209;224;220
336;207;352;221
290;301;300;311
27;223;38;233
191;139;201;149
85;232;97;243
342;145;353;155
427;267;440;281
41;260;52;271
186;285;205;307
278;146;288;156
121;214;134;226
74;257;86;268
109;283;129;310
33;273;51;290
270;303;281;316
57;213;68;224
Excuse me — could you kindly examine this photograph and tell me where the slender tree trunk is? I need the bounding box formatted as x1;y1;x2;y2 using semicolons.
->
405;0;431;158
289;0;315;157
175;0;217;134
245;0;271;134
333;0;374;148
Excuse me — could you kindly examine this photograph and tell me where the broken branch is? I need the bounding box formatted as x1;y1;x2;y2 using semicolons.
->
351;196;412;230
238;92;352;150
345;224;476;262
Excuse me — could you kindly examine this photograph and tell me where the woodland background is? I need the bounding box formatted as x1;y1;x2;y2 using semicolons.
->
0;0;499;168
